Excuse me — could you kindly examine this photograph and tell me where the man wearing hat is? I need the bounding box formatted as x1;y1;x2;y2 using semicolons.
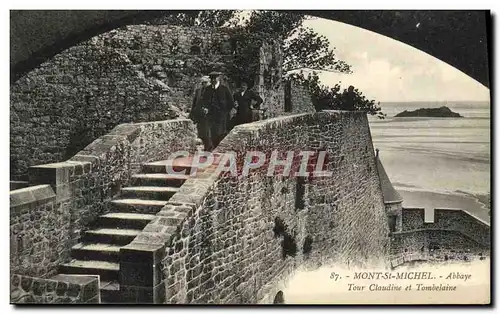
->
199;71;235;150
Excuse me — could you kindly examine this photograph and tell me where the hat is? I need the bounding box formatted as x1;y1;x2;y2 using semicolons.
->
208;71;222;77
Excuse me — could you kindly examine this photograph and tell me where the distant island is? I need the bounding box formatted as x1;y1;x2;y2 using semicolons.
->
395;106;462;118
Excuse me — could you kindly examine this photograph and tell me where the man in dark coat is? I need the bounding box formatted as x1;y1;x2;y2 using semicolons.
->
233;81;263;126
189;76;211;148
199;71;234;150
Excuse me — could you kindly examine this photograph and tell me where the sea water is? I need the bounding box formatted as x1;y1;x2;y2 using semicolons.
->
281;101;491;303
369;101;491;219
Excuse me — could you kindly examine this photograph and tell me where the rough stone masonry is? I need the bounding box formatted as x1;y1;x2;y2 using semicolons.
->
11;119;197;282
10;24;284;179
119;111;390;304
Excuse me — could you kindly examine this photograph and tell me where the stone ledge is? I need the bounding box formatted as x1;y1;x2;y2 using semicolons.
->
216;111;364;154
69;154;100;166
10;184;56;212
68;119;196;168
11;273;99;304
403;207;491;228
120;242;165;264
27;160;92;201
28;161;77;186
133;118;192;126
108;124;141;142
50;274;99;302
168;179;215;208
27;161;73;202
133;231;175;246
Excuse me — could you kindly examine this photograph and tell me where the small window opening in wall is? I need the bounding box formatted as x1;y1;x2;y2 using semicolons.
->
273;291;285;304
282;232;297;259
295;177;305;210
273;217;286;238
303;235;313;256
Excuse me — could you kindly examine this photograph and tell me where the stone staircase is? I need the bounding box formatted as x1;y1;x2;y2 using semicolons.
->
58;155;198;303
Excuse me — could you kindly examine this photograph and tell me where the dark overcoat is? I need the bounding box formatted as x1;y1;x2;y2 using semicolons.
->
200;84;234;135
233;89;263;124
189;86;205;123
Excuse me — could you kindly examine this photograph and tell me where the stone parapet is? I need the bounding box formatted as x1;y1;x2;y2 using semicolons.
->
11;119;196;282
122;110;389;304
400;207;490;247
10;273;99;304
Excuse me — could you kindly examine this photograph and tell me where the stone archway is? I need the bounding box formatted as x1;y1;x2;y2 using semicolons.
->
11;11;490;87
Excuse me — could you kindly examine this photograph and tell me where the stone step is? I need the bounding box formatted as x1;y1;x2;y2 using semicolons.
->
131;173;190;187
142;157;197;175
82;228;140;246
120;186;179;201
100;280;121;304
71;243;122;263
97;212;157;229
59;260;119;282
109;198;167;214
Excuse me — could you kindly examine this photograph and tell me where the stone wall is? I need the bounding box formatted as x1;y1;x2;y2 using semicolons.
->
283;80;316;115
10;274;99;304
11;119;196;280
390;229;427;256
391;207;490;258
400;207;426;230
10;24;281;178
118;111;389;304
10;185;70;278
258;41;285;119
400;207;490;246
390;230;489;267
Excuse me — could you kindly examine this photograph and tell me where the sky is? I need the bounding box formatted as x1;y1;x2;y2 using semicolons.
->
302;17;491;103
